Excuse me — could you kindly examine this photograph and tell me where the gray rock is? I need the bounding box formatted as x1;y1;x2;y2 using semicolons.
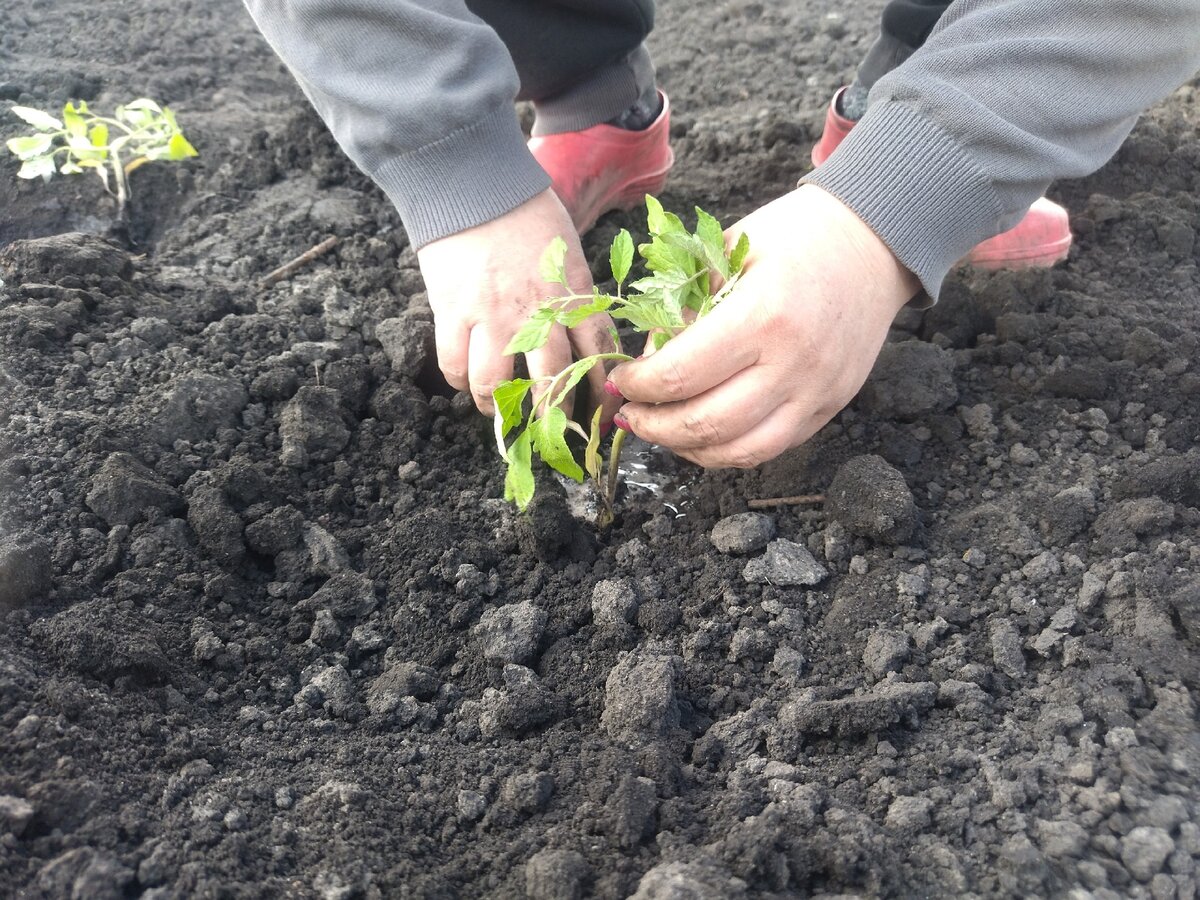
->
990;620;1027;678
376;313;434;377
743;540;828;586
304;665;354;718
0;794;34;836
1036;819;1089;858
244;506;304;556
591;578;639;626
457;789;487;821
886;796;934;832
501;772;554;814
296;573;377;620
152;373;247;445
863;628;910;678
367;661;440;715
473;601;547;665
601;649;680;745
478;665;557;737
858;340;958;420
769;681;937;759
710;513;775;555
187;485;245;563
524;848;589;900
1121;826;1174;882
630;860;747;900
825;455;918;544
0;532;52;611
280;386;351;468
85;453;183;525
607;775;658;848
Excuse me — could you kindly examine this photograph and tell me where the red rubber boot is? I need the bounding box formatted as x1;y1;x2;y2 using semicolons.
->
528;92;675;236
811;88;1072;269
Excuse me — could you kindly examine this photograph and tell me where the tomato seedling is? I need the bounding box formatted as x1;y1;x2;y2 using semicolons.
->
494;195;750;526
4;98;198;222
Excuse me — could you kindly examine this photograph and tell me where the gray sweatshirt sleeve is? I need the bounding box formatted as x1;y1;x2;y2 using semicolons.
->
803;0;1200;299
241;0;549;249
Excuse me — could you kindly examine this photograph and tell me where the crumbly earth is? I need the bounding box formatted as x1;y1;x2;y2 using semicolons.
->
2;1;1199;898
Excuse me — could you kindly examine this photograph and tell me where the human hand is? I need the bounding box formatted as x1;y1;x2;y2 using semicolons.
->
417;189;621;421
606;185;920;468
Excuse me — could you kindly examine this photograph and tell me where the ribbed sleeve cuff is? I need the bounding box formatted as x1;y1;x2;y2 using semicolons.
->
801;100;1003;301
370;106;551;249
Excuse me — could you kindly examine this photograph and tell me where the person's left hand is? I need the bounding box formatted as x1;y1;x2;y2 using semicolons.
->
606;186;920;468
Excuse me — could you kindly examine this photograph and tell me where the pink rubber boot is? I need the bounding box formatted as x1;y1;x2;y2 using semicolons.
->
811;88;1072;269
528;92;675;236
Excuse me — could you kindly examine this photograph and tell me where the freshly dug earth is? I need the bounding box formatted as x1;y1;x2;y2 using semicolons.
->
2;0;1200;897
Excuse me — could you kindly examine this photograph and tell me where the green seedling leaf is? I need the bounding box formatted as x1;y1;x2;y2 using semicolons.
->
504;429;536;509
89;123;109;148
504;307;556;354
124;98;163;113
645;194;667;234
584;407;603;482
166;132;198;160
6;134;53;159
549;356;599;409
539;235;570;289
558;292;615;328
17;155;56;179
529;407;584;482
729;232;751;272
694;207;731;278
493;378;534;438
62;103;87;137
11;106;62;131
610;229;634;286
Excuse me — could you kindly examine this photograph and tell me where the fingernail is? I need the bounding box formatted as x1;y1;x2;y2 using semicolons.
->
613;413;631;432
599;420;613;437
603;380;623;398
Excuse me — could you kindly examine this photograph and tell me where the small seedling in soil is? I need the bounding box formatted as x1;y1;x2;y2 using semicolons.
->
4;98;198;224
494;196;750;527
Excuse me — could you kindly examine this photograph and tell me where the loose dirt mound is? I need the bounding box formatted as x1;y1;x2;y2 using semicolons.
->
2;0;1198;897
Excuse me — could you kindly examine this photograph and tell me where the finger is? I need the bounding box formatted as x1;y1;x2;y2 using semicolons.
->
525;326;573;414
568;313;622;425
433;313;471;392
615;366;781;450
467;325;515;416
608;298;761;404
673;402;824;470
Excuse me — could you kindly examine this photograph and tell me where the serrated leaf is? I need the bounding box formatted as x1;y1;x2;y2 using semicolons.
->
66;133;104;158
610;229;634;286
17;155;56;179
584;407;603;481
550;356;600;409
10;106;62;131
493;378;534;438
166;131;198;160
503;428;536;509
652;330;671;351
558;292;615;328
729;232;751;272
694;207;730;278
529;406;583;482
89;123;109;148
504;307;556;355
6;134;53;159
539;235;569;289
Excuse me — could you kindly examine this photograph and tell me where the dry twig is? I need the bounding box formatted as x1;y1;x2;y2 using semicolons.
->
747;493;825;510
261;236;339;286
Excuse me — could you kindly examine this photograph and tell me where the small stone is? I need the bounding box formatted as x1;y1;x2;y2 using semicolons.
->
591;579;639;626
457;789;487;821
1036;819;1089;858
244;506;304;556
501;772;554;814
85;453;184;526
863;628;910;678
1078;571;1107;611
885;796;933;832
279;386;351;468
743;539;828;586
962;547;988;568
607;775;658;848
375;313;434;377
473;601;547;665
990;620;1026;678
896;566;929;596
367;661;440;715
849;555;869;575
1122;826;1175;882
1106;726;1139;749
0;532;52;611
0;795;34;836
602;649;680;745
524;848;589;900
710;513;775;555
478;665;557;737
1022;550;1062;582
825;455;918;544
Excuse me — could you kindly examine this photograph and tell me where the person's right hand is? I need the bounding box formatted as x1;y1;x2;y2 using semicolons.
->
416;189;621;424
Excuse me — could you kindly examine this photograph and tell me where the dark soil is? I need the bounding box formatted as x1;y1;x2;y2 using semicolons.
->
3;1;1199;898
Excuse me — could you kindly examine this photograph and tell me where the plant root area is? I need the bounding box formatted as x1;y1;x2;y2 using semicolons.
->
2;1;1200;897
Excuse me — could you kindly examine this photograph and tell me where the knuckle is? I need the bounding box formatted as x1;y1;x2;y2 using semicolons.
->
726;445;764;470
659;357;688;399
682;412;722;445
